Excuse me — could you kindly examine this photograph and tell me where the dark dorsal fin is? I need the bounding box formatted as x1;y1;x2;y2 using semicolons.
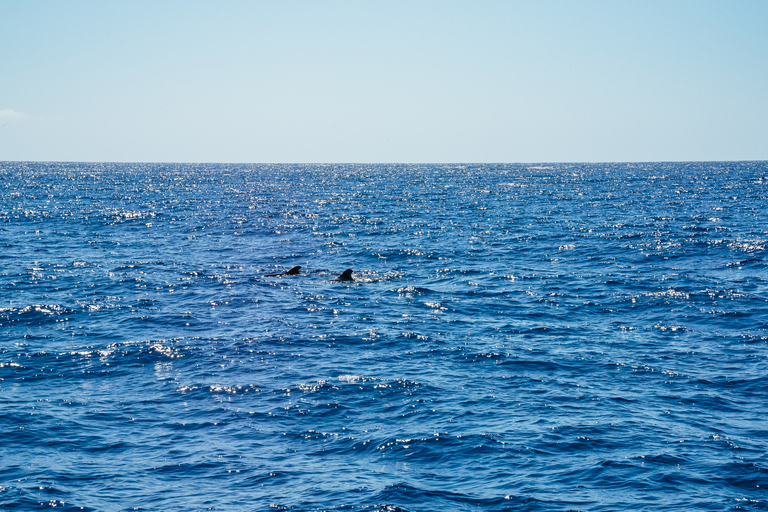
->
264;265;302;277
337;269;354;281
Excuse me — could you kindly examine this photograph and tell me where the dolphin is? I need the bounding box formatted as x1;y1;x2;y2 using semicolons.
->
334;269;354;281
264;265;301;277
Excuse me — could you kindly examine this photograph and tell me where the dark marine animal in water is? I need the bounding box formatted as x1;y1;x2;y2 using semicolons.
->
264;266;301;277
334;269;354;281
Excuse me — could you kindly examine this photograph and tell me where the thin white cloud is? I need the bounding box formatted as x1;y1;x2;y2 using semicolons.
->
0;109;25;124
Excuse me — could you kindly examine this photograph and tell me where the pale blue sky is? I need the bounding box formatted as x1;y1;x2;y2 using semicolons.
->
1;0;766;163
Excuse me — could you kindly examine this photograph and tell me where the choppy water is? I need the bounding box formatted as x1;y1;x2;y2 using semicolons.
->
1;161;767;511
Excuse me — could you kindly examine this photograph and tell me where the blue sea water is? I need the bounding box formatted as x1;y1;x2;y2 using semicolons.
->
1;161;767;511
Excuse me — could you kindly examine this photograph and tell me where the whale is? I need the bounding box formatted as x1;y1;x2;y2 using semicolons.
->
264;265;301;277
333;269;354;281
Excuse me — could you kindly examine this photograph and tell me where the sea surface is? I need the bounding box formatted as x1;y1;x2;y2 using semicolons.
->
1;161;767;512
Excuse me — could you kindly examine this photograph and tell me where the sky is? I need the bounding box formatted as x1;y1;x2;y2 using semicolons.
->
1;0;767;163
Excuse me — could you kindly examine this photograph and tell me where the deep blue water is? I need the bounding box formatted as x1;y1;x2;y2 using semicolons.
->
1;161;767;511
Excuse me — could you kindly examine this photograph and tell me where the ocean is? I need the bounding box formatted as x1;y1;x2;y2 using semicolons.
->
1;161;767;511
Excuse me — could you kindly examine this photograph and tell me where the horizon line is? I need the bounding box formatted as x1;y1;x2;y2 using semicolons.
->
2;159;767;166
